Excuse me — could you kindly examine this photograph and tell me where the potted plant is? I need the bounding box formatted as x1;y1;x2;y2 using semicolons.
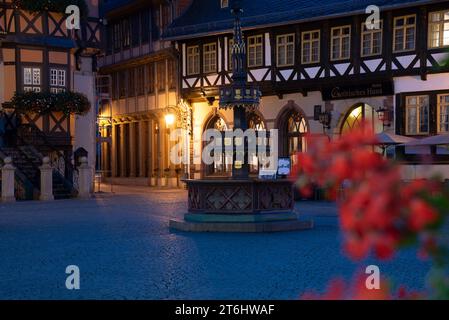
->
150;168;159;187
163;168;171;187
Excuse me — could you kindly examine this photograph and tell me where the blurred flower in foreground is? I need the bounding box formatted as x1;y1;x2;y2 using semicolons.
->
291;123;449;299
291;124;448;261
301;274;423;300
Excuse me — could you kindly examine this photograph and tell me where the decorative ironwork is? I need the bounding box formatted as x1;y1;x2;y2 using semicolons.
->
219;2;261;111
187;180;294;214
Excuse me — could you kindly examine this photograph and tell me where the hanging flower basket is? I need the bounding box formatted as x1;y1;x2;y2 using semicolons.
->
11;91;91;116
13;0;89;19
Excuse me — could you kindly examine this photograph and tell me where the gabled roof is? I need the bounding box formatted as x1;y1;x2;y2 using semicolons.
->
164;0;440;40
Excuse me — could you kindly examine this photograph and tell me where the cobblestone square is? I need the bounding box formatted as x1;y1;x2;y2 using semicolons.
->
0;186;430;299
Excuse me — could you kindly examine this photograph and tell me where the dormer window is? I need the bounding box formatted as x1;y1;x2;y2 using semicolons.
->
221;0;229;9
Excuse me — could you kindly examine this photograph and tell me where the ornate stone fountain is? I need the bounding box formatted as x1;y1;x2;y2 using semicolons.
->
169;1;313;232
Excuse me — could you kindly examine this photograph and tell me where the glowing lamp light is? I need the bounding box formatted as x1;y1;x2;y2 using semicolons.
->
165;114;175;126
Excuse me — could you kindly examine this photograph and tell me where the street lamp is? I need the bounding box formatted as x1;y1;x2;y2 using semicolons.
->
165;113;175;127
314;105;332;131
376;107;392;129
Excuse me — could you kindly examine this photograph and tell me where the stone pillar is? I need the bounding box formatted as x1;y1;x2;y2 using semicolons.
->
157;121;166;187
129;122;137;177
111;124;118;177
148;120;156;186
1;157;16;203
39;157;54;201
138;121;147;178
120;123;127;177
78;157;92;199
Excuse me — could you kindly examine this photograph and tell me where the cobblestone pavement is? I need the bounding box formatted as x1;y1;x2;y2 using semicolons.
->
0;185;431;299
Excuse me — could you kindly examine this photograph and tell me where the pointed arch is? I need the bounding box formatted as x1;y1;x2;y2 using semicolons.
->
275;101;309;160
338;102;382;135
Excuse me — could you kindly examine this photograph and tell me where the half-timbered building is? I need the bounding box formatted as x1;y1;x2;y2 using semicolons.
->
0;0;102;199
164;0;449;180
97;0;191;187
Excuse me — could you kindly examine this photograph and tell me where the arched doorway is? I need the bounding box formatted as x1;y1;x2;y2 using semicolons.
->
203;114;230;176
340;103;382;134
277;103;309;166
247;112;266;174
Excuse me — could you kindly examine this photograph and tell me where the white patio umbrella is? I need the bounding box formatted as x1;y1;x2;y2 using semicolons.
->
400;134;449;180
374;132;417;156
375;132;417;145
401;133;449;147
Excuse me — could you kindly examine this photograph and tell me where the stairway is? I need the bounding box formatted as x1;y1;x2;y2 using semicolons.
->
0;146;76;200
53;174;75;200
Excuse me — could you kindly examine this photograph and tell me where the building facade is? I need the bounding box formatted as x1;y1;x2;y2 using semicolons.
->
97;0;192;187
0;0;102;199
164;0;449;180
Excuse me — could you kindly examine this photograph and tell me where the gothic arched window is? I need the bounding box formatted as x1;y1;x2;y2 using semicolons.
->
204;115;230;176
340;103;382;134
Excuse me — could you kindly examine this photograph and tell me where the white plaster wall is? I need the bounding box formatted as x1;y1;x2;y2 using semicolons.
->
394;74;449;93
191;91;388;143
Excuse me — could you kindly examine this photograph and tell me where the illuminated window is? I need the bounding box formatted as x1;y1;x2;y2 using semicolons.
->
221;0;229;8
429;11;449;48
204;115;230;176
438;94;449;133
394;15;416;52
247;113;266;174
277;34;295;67
361;21;383;57
287;111;308;166
331;26;351;61
203;43;217;73
247;35;263;67
302;30;320;64
341;103;382;134
187;46;200;75
406;96;429;135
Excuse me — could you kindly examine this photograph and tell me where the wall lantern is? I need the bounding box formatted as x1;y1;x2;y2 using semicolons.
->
165;113;175;127
376;107;392;128
315;105;332;130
